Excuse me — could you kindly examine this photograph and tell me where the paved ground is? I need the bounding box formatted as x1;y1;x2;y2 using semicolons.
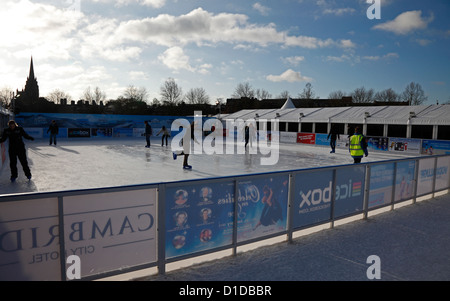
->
141;193;450;281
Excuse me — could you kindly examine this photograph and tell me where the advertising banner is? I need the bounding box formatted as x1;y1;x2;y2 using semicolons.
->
237;175;289;242
165;181;235;259
366;137;389;152
435;156;450;191
68;128;90;138
368;163;394;208
422;140;450;155
0;198;60;281
297;133;315;144
292;170;333;228
280;132;298;144
112;128;133;137
416;158;435;196
91;128;113;138
394;160;416;202
388;138;421;155
63;189;157;278
333;166;365;218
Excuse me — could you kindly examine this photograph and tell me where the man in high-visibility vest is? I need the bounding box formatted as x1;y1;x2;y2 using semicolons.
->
349;126;368;164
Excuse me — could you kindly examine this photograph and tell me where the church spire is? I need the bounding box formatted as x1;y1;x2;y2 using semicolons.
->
28;56;35;80
24;56;39;100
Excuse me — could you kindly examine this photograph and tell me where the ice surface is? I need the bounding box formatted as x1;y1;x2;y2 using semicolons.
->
0;137;414;196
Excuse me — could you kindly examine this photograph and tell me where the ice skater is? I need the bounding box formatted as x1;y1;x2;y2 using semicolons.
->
156;125;170;146
349;126;368;164
327;124;340;153
0;120;35;182
173;122;199;169
144;121;152;147
47;120;59;146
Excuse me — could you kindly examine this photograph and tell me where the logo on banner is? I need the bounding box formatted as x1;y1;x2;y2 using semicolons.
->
299;179;362;209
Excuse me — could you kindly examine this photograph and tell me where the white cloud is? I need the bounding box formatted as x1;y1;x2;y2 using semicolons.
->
266;69;312;83
372;10;434;35
282;56;305;66
158;46;195;72
253;3;270;16
115;7;353;49
322;8;356;16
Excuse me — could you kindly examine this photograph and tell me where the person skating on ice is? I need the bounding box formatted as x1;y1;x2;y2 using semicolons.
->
173;121;199;169
156;125;170;146
0;120;35;182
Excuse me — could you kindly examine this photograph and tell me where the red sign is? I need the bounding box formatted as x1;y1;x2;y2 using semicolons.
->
297;133;316;144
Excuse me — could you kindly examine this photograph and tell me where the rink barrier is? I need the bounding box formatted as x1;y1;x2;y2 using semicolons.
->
0;154;449;281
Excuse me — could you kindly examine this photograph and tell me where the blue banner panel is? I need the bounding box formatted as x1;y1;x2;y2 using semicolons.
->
422;140;450;155
292;170;333;228
333;166;365;218
237;175;289;242
368;163;395;208
394;160;416;202
165;181;234;259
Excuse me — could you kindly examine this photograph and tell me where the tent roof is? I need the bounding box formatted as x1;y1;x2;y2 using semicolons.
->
280;97;296;109
224;104;450;125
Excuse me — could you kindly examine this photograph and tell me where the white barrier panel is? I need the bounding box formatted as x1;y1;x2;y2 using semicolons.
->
0;198;60;281
435;156;450;191
63;189;157;279
417;158;436;196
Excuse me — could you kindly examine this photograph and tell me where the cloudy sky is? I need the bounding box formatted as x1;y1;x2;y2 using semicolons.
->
0;0;449;105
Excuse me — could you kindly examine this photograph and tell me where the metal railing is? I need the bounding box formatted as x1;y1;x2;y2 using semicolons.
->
1;154;449;281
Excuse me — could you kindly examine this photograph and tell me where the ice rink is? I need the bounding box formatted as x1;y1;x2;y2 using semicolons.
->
0;136;416;196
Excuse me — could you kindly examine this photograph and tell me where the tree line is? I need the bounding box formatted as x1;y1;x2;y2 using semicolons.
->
1;78;447;113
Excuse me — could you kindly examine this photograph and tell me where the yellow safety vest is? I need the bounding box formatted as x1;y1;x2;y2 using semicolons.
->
350;134;365;158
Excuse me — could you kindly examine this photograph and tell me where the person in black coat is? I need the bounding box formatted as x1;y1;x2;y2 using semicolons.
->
47;120;59;145
0;120;34;182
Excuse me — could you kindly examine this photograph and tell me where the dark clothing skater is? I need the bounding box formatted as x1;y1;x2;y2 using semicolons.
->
327;125;340;153
144;121;152;147
0;120;34;181
173;122;199;169
47;120;59;145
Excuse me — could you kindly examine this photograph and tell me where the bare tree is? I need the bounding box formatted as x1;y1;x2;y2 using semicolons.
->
47;89;72;104
328;90;347;99
184;87;210;104
83;86;107;104
122;85;148;103
160;78;183;105
255;88;272;100
401;82;427;105
277;90;291;99
0;86;14;108
374;88;399;102
351;86;374;103
231;82;255;98
298;82;318;99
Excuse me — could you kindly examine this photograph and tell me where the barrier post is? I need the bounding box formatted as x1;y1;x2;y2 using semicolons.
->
330;169;337;229
413;159;420;204
391;162;398;211
363;165;371;220
287;173;295;243
58;196;67;281
157;184;166;275
232;178;239;256
432;157;438;199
